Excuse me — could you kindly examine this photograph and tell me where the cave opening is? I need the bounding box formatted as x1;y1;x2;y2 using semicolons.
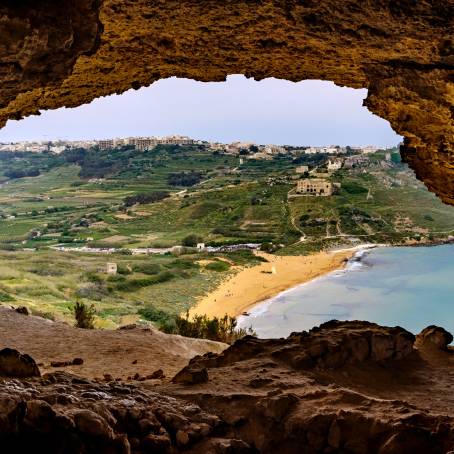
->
0;75;453;338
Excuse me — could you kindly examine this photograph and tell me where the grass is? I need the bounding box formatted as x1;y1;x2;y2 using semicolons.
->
0;146;453;326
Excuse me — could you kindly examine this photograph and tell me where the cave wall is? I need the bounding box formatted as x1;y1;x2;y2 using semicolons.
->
0;0;452;203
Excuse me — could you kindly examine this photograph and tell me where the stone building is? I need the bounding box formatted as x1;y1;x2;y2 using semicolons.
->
105;263;117;275
98;139;114;150
295;165;309;174
296;178;335;196
327;158;343;171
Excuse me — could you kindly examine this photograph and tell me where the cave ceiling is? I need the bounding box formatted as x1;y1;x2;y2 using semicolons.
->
0;0;452;202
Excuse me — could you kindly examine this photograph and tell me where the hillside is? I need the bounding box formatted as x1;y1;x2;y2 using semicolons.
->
0;145;453;325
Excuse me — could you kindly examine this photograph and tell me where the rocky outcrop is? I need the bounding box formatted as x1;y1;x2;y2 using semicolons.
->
1;321;454;453
188;320;416;372
0;348;40;378
416;325;454;351
0;371;229;453
0;1;452;203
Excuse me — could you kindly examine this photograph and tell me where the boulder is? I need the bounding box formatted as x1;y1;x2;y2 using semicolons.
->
15;306;29;316
172;366;209;385
0;348;40;378
417;326;453;351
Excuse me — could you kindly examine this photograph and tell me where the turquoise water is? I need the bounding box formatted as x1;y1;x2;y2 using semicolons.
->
238;244;454;338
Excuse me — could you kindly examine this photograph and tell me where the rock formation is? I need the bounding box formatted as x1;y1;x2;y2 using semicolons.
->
1;312;454;453
0;1;452;202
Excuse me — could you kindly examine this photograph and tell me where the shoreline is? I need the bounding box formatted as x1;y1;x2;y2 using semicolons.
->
190;244;376;319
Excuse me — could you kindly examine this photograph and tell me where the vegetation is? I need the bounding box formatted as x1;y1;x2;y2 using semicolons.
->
0;144;453;328
73;302;96;329
164;311;254;344
123;191;169;207
182;234;203;247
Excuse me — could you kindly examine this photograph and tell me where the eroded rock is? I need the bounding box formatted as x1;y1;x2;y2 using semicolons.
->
417;326;453;351
0;348;40;378
0;2;452;202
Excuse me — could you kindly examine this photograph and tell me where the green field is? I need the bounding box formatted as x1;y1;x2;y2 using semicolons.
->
0;145;453;326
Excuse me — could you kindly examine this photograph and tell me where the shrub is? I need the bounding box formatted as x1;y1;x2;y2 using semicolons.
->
114;271;174;292
260;242;276;253
85;272;103;283
167;171;202;187
167;311;255;344
133;263;161;275
123;191;169;207
73;302;96;329
138;305;173;324
167;259;199;270
181;234;203;247
205;260;230;272
0;292;15;302
342;181;368;194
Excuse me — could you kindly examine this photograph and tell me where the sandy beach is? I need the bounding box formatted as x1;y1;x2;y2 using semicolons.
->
191;248;361;318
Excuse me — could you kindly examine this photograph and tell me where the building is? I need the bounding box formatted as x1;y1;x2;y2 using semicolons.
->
295;165;309;174
327;158;343;171
105;262;117;275
361;145;379;154
196;243;205;251
247;152;272;160
296;179;335;196
98;139;114;150
135;137;158;151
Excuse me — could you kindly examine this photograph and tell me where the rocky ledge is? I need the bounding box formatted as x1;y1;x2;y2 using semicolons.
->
1;320;453;453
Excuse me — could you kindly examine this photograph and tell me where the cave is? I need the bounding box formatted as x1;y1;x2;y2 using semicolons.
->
0;2;454;453
0;0;452;203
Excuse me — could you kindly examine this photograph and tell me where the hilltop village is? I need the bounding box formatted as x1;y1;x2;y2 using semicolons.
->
0;136;453;325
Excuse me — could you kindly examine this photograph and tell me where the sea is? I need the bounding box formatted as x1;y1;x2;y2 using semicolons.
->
238;244;454;339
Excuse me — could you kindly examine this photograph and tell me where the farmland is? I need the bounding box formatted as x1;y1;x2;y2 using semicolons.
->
0;144;453;326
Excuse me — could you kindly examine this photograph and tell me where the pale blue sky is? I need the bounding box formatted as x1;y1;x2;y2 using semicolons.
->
0;75;401;146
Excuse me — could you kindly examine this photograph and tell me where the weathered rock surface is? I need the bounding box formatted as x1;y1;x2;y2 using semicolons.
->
1;319;454;453
417;325;454;351
0;371;225;453
0;2;452;202
0;348;40;378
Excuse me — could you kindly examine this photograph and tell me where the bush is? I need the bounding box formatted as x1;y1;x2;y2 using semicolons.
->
114;271;174;292
0;292;15;302
73;302;96;329
168;171;202;187
342;181;368;194
167;259;199;270
138;305;174;324
133;263;162;275
166;311;255;344
123;191;169;207
181;234;203;247
205;260;230;272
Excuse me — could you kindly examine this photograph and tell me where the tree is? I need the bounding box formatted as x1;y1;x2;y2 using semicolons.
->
73;302;96;329
182;234;203;247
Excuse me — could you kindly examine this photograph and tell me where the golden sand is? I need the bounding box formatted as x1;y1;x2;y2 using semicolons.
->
191;250;355;318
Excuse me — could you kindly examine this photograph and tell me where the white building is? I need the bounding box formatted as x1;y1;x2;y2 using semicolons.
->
105;262;117;275
327;158;343;171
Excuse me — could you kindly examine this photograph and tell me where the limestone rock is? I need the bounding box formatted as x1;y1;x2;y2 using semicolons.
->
0;2;452;203
172;366;209;385
417;326;453;351
0;348;40;378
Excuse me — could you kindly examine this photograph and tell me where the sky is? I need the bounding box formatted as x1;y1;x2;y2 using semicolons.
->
0;75;401;147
